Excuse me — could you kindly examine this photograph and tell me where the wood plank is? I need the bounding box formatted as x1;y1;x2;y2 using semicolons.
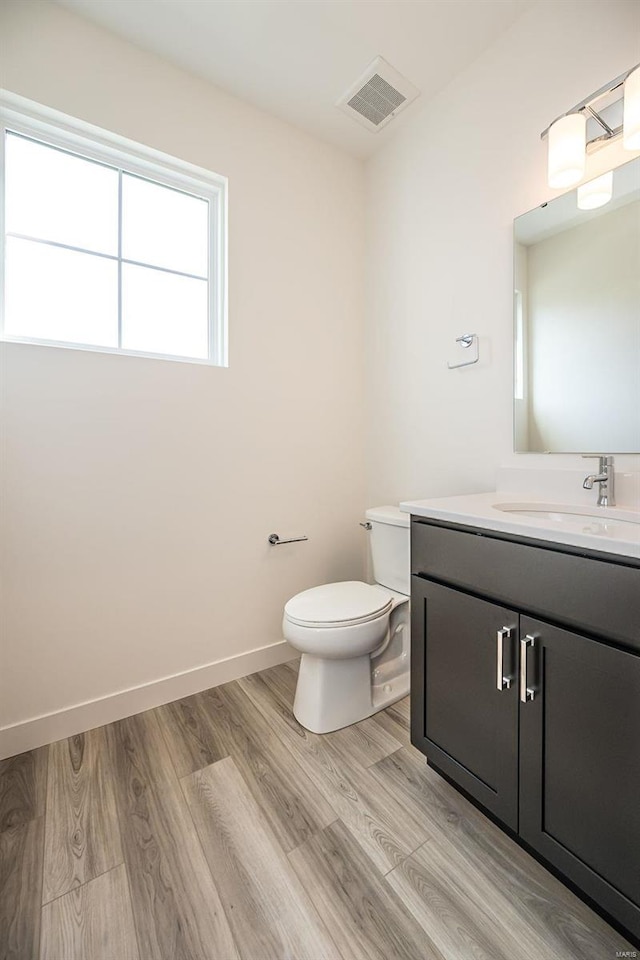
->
289;819;445;960
0;819;44;960
156;692;228;779
260;661;299;696
43;727;122;903
182;756;339;960
0;748;48;832
325;716;402;769
108;710;238;960
386;838;532;960
40;864;139;960
368;747;473;839
374;697;411;746
238;671;430;873
197;681;336;853
373;748;635;959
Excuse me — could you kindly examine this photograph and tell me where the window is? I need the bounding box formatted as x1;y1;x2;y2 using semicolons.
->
0;96;227;365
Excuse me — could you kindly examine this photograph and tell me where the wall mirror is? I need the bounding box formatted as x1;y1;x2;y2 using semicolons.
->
513;155;640;453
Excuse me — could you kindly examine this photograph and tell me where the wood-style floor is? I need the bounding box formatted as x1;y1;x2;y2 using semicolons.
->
0;660;634;960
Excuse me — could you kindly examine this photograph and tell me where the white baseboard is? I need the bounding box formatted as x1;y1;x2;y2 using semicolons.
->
0;640;297;760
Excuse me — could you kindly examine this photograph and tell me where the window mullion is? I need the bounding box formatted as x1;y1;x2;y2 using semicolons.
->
117;168;123;349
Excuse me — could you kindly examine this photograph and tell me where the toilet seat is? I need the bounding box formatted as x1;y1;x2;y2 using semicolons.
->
284;581;393;629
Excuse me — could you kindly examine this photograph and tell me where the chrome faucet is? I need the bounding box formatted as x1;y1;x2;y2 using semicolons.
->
582;455;615;507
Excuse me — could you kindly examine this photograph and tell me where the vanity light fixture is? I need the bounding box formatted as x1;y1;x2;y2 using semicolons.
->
547;113;586;187
623;65;640;149
542;62;640;189
576;171;613;210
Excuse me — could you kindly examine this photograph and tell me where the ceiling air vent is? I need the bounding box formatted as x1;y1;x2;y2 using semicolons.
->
336;56;420;132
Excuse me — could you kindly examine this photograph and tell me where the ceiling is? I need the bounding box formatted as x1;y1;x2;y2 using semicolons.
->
56;0;533;158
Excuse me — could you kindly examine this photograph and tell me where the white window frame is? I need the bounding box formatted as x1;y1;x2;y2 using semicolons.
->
0;91;228;366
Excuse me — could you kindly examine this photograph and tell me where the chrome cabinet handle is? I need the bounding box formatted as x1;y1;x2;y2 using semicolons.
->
496;627;512;690
520;635;536;702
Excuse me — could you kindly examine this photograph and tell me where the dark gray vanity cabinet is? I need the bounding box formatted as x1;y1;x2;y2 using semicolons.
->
519;616;640;938
411;577;519;829
410;517;640;944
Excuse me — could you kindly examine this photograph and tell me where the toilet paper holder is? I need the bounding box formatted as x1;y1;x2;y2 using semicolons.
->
268;533;309;545
447;333;479;369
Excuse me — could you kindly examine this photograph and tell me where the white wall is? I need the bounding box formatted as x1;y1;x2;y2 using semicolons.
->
0;1;366;751
365;0;640;506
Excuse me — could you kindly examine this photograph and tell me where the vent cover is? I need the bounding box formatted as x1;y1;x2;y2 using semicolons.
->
337;56;419;132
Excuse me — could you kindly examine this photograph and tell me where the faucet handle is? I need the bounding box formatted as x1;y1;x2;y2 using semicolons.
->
582;454;612;467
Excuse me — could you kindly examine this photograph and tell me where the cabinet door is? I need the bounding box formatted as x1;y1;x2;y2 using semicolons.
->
519;617;640;941
411;576;519;829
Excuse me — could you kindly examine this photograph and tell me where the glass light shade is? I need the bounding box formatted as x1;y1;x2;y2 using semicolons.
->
577;171;613;210
548;113;586;188
623;65;640;150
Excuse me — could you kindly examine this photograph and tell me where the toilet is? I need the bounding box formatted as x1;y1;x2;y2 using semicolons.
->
282;505;410;734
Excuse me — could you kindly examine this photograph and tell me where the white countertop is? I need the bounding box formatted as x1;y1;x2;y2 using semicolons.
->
400;491;640;560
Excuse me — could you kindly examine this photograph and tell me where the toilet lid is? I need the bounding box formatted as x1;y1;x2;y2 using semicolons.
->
284;581;393;627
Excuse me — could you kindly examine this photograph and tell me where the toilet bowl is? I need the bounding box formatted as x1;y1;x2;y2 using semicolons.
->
282;506;410;734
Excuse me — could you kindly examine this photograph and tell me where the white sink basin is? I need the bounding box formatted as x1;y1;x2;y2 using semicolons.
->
493;502;640;529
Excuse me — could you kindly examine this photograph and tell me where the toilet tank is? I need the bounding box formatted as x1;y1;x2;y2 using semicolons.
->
365;505;410;596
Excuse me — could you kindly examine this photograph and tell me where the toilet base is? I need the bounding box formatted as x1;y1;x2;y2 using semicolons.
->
371;668;410;713
292;597;410;734
293;650;409;734
293;653;374;733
